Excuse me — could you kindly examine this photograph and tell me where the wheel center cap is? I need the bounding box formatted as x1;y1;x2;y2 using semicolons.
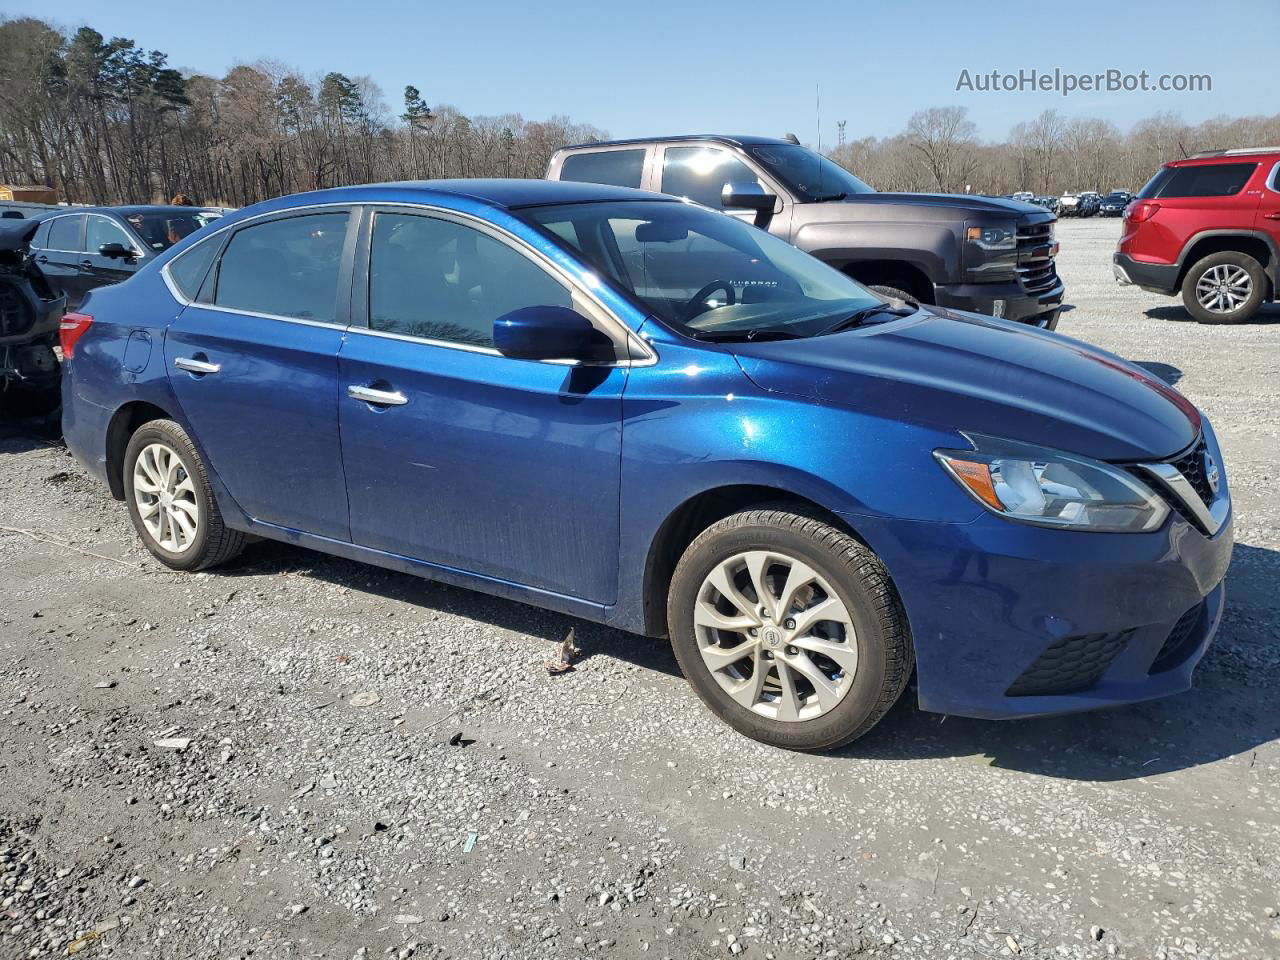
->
762;627;783;648
159;492;173;509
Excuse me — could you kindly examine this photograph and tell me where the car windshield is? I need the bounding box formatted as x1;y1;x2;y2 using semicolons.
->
123;211;218;252
746;144;875;200
518;200;886;341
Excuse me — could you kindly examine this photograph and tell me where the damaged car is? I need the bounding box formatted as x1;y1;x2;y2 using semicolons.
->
0;217;65;418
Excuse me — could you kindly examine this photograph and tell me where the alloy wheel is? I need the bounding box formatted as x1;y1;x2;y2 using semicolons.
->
694;550;857;722
132;442;199;553
1195;264;1253;314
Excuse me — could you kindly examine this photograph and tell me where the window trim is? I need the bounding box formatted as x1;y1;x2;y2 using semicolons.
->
160;200;656;367
39;213;85;254
85;212;145;259
161;231;227;303
1267;160;1280;195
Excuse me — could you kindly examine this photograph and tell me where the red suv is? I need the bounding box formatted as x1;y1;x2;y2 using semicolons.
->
1113;147;1280;323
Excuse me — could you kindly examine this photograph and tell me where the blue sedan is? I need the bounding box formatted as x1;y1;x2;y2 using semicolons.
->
60;180;1232;750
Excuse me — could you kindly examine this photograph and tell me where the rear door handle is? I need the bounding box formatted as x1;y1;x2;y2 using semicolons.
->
36;255;48;264
174;357;221;375
79;259;92;268
1264;212;1280;220
348;384;408;406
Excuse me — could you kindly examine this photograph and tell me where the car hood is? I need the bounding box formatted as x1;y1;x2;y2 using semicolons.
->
731;308;1200;462
840;192;1049;219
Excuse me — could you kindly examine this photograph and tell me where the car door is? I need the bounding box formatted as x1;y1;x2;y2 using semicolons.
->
1256;160;1280;242
163;207;356;542
34;214;89;308
337;206;627;604
84;213;145;291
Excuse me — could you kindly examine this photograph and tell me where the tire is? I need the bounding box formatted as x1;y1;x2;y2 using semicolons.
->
123;419;245;571
868;284;917;304
667;505;912;751
1181;251;1266;324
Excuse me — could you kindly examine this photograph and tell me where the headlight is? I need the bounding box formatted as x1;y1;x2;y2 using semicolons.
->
934;434;1169;533
965;224;1016;251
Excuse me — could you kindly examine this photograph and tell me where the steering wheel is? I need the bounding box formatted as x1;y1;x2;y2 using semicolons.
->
684;281;736;320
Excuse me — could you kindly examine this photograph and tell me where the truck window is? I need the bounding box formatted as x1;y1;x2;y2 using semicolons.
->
559;150;646;189
660;147;761;210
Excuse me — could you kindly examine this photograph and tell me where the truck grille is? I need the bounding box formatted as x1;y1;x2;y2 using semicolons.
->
1005;629;1135;697
1015;221;1060;295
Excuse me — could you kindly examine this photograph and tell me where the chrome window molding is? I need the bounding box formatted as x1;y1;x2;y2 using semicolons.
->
160;198;659;369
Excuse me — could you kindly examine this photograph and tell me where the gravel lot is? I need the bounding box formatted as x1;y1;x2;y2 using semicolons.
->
1;217;1278;960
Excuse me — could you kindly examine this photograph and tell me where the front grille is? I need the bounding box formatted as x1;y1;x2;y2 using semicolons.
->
1015;221;1060;294
1006;629;1135;697
1149;602;1206;674
1170;435;1214;506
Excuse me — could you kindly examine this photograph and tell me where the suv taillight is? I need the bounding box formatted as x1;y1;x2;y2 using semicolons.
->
1127;201;1160;223
59;312;94;358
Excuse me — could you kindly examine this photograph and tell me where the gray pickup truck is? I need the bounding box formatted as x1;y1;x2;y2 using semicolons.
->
547;135;1064;328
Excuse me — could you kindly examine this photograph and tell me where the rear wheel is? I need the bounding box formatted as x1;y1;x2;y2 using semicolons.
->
1181;251;1266;324
667;506;912;751
123;419;244;571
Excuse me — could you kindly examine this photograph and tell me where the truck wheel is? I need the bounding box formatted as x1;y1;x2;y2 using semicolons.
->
667;506;913;752
1181;252;1266;324
123;419;245;571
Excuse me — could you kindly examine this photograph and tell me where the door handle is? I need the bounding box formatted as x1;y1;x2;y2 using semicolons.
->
174;357;221;375
1264;212;1280;220
36;255;48;264
79;259;92;268
348;384;408;406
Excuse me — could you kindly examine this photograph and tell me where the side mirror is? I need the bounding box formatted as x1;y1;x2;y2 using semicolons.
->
99;242;135;260
493;305;617;364
721;181;776;227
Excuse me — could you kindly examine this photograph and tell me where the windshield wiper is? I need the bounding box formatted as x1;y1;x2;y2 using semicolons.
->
811;192;847;202
691;327;804;343
817;303;916;336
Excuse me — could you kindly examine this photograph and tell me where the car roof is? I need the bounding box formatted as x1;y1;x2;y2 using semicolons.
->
239;179;673;218
44;204;220;218
558;134;795;151
1168;149;1280;168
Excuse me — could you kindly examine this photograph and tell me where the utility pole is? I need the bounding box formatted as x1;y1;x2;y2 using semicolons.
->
837;120;847;149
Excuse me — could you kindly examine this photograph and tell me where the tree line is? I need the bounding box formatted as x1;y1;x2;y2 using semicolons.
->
830;105;1280;196
1;16;1276;208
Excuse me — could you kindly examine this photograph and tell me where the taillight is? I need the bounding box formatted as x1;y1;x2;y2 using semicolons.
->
1126;201;1160;223
59;312;94;358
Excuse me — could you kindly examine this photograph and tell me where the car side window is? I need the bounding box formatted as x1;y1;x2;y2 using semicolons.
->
368;212;572;348
559;150;646;189
86;216;135;255
661;146;762;210
1157;163;1258;198
47;215;82;252
213;212;349;323
167;237;222;301
32;219;51;248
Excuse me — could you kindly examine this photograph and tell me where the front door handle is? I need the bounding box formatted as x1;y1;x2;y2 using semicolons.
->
1264;212;1280;221
174;357;221;375
348;384;408;406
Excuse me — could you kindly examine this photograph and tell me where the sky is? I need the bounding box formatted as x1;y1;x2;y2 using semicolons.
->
5;0;1277;144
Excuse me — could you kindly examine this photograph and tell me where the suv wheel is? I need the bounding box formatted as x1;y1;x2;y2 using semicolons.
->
667;506;912;751
1181;251;1266;324
123;419;245;571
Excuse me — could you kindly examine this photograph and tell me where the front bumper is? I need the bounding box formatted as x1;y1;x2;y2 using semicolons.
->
843;499;1233;720
1113;252;1179;295
933;277;1065;329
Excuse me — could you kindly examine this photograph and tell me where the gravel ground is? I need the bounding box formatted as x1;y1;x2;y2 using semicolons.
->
1;217;1278;960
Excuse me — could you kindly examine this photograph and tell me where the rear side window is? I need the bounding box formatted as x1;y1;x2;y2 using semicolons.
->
368;212;571;347
213;213;349;323
47;215;82;251
1149;163;1257;199
661;146;762;210
32;219;50;248
559;150;645;189
167;237;221;300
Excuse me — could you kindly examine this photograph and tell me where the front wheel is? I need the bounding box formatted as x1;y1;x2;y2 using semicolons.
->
123;419;245;571
667;506;912;751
